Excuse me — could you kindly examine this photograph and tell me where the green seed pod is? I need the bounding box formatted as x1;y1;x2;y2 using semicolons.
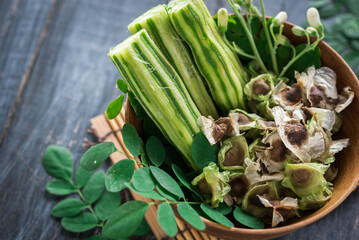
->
245;74;275;101
299;186;332;210
291;26;306;37
218;135;249;171
242;181;281;218
192;163;231;208
256;100;274;120
281;163;329;198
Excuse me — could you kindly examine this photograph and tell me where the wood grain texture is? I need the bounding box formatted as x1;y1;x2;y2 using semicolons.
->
0;0;357;239
0;0;54;140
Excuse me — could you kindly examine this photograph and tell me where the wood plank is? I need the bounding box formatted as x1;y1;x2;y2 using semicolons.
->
0;0;54;140
0;0;167;239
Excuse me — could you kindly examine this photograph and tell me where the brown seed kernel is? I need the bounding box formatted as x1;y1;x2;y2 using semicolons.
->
237;113;252;126
229;176;249;198
212;118;234;142
291;168;311;184
309;85;326;106
223;141;245;166
284;122;308;146
266;139;286;162
283;84;302;104
252;79;271;96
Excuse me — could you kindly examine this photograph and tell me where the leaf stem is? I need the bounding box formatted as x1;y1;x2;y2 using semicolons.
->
116;150;147;167
228;0;268;72
75;188;100;223
279;33;315;77
259;0;278;74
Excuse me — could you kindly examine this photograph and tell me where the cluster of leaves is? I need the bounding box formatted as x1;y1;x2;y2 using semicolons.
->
214;14;321;81
43;145;151;239
310;0;359;75
44;121;266;239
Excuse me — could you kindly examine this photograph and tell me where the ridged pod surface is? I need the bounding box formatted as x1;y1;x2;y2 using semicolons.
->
108;29;200;170
168;0;248;113
128;4;218;118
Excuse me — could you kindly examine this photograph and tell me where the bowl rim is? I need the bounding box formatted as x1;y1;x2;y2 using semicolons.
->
199;19;359;235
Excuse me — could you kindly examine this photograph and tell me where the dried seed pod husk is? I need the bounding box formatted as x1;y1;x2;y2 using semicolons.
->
192;162;231;208
218;135;249;171
281;162;330;198
272;81;304;111
244;74;275;101
248;138;266;161
329;138;349;155
272;106;326;162
258;195;299;227
241;181;281;218
228;172;250;205
260;131;288;173
244;158;285;186
332;112;343;133
229;109;261;131
301;107;336;131
324;165;338;182
198;116;237;145
299;66;354;112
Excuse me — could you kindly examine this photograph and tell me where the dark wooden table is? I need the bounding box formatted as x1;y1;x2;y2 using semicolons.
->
0;0;358;239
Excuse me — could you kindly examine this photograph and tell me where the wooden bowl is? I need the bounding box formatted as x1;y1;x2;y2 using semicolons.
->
124;20;359;240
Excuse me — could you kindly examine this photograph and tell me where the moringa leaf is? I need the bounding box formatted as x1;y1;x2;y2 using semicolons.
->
43;145;73;181
74;166;92;189
102;201;149;239
132;167;155;193
233;206;265;229
95;192;121;221
177;202;205;230
132;218;151;236
83;171;105;204
61;212;98;232
146;136;165;167
191;132;217;170
125;182;166;201
105;159;135;192
156;184;179;201
122;123;141;157
51;198;85;218
117;78;128;93
150;166;184;199
200;204;234;228
216;202;233;216
171;164;202;199
106;95;124;119
80;142;117;171
157;203;178;237
46;179;76;196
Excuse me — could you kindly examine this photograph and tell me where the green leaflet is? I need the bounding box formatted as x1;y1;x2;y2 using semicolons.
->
105;159;135;192
80;142;117;171
43;145;74;181
122;123;141;157
177;202;205;230
191;132;217;170
82;171;105;204
157;203;178;237
95;192;121;221
146;136;165;167
103;201;149;239
132;167;156;192
46;179;76;196
61;212;98;233
233;207;265;229
106;95;124;119
51;198;85;218
117;78;128;93
150;166;184;199
200;204;234;228
74;166;92;189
